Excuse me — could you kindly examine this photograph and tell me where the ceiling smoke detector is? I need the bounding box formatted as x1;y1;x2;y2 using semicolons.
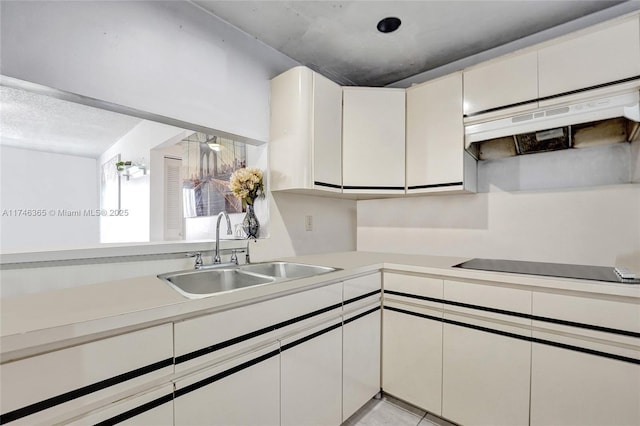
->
377;17;401;33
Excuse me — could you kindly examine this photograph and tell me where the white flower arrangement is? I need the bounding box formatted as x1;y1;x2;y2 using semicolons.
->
229;167;265;207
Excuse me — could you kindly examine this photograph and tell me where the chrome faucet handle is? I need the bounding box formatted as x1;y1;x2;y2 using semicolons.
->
186;252;203;269
230;249;239;265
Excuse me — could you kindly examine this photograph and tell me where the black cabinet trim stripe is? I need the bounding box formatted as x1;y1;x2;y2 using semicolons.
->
1;299;346;423
343;185;405;191
174;348;280;399
313;181;342;189
464;75;640;118
344;306;381;325
385;305;531;341
100;312;376;423
407;182;463;190
94;393;174;426
105;316;370;422
175;300;343;365
344;289;381;306
384;306;640;365
384;289;640;339
0;358;173;424
281;322;342;352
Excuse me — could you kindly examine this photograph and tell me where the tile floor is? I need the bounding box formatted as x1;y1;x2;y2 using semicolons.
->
342;395;457;426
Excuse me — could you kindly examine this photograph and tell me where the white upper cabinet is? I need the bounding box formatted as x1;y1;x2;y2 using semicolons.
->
463;50;538;116
342;87;406;194
406;72;465;193
538;15;640;98
270;66;342;192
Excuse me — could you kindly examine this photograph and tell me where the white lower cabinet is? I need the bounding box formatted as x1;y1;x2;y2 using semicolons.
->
281;318;343;426
343;303;381;421
0;324;174;425
342;273;382;421
173;343;280;426
442;280;532;426
530;289;640;426
382;273;444;414
530;343;640;426
441;320;531;426
382;305;443;414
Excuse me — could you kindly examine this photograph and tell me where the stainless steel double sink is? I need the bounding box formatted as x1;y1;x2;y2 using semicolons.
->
158;262;339;299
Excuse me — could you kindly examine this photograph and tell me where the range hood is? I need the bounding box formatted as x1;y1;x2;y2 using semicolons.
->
465;88;640;157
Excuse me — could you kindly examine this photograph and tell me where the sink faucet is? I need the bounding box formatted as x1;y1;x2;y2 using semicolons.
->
245;239;252;264
214;211;232;264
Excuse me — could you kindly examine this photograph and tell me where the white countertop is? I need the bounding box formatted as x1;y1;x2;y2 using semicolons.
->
2;251;639;361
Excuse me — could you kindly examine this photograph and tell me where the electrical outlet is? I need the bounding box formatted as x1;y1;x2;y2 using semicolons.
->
305;215;313;231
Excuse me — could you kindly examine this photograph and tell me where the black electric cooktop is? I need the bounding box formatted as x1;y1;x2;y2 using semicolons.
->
454;258;640;284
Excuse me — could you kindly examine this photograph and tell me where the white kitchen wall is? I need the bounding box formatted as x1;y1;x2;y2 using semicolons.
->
357;183;640;271
0;146;100;250
99;120;187;243
252;192;358;259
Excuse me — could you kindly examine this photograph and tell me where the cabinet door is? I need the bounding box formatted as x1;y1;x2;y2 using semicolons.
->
281;319;343;426
343;303;381;421
342;87;406;194
441;280;532;426
442;320;531;426
174;343;280;426
66;384;173;426
538;16;640;98
269;66;342;192
383;304;443;415
270;66;313;191
530;343;640;426
463;50;538;115
313;71;343;190
382;272;444;414
406;72;464;192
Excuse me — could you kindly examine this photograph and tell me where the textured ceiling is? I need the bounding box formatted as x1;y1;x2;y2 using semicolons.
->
195;0;629;86
0;86;141;158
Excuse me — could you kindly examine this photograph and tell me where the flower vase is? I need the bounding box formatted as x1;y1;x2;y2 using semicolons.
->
242;204;260;239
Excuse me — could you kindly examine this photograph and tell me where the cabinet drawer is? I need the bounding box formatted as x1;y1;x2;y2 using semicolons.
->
174;282;342;371
384;273;443;302
0;324;173;425
444;280;531;325
344;273;381;308
532;290;640;335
